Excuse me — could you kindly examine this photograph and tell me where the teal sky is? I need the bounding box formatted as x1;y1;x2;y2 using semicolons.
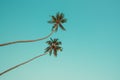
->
0;0;120;80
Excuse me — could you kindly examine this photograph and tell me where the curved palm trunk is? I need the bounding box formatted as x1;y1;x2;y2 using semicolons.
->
0;52;48;76
0;30;55;46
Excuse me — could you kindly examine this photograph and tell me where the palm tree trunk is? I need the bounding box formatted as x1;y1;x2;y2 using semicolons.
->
0;52;48;76
0;30;55;46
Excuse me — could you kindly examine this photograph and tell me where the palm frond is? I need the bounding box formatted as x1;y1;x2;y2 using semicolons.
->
59;23;66;31
54;38;58;42
56;41;62;45
45;47;51;53
46;41;52;45
53;24;58;32
59;13;64;20
60;48;63;51
56;12;60;20
49;49;52;56
56;46;63;51
50;38;53;42
51;25;55;31
48;20;55;24
61;19;67;23
52;16;56;21
55;27;58;32
53;49;57;57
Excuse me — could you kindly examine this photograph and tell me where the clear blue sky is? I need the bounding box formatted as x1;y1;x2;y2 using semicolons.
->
0;0;120;80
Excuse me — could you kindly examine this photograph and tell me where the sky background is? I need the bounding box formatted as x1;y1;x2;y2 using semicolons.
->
0;0;120;80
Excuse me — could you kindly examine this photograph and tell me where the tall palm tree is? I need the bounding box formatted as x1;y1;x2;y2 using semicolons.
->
0;38;63;76
0;12;67;47
48;12;67;32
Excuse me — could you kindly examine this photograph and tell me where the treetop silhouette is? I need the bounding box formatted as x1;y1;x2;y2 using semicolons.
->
0;12;67;76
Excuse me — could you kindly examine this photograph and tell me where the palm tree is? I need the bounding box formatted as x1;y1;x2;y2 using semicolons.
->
0;38;63;76
48;12;67;32
0;12;67;47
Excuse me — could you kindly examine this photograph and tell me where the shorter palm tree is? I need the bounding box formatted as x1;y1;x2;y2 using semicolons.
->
0;38;63;76
48;12;67;32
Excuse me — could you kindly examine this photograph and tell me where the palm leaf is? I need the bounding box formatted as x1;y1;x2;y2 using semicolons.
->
53;49;57;57
53;24;58;32
56;41;62;45
56;46;62;51
59;13;64;20
56;12;60;20
52;16;56;21
46;41;52;45
59;23;66;31
48;20;55;24
45;47;50;53
61;19;67;23
54;38;58;42
49;49;52;56
60;48;63;51
50;38;53;42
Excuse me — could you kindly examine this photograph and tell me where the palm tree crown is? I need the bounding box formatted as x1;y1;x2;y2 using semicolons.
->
48;12;67;31
45;38;62;56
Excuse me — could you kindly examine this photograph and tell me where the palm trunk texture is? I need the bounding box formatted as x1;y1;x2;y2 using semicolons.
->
0;53;47;76
0;30;54;46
